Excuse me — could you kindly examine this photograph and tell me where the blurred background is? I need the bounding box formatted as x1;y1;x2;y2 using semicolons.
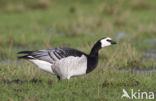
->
0;0;156;100
0;0;156;71
0;0;155;68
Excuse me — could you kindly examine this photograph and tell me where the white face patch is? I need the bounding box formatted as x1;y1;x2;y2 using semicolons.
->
100;37;112;47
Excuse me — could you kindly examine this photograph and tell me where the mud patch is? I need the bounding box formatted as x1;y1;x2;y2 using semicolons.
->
48;78;53;85
1;78;54;85
118;68;156;73
2;79;24;84
30;78;42;84
102;79;140;88
2;78;43;85
13;88;29;93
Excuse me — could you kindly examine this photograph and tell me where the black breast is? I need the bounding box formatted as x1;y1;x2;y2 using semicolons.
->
86;56;98;73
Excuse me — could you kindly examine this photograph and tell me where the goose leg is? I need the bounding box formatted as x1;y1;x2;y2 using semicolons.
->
57;75;61;80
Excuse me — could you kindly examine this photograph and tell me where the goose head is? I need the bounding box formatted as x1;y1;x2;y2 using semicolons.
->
99;37;117;48
89;37;117;56
88;37;117;73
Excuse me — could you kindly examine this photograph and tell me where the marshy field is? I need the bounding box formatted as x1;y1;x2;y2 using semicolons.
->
0;0;156;101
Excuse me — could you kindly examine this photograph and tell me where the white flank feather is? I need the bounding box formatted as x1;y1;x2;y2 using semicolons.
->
52;55;87;79
30;59;55;74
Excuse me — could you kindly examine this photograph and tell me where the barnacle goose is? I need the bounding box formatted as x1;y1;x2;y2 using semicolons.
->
18;37;116;80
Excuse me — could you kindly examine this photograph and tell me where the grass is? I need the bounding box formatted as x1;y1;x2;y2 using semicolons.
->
0;0;156;100
1;62;156;101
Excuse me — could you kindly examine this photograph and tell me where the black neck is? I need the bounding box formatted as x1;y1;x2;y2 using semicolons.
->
89;42;101;57
86;41;101;73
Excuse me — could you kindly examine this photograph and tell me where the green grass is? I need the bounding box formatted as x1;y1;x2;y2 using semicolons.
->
0;0;156;101
1;62;156;101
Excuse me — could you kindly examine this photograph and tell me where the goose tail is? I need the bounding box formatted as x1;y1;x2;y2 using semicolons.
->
17;51;34;59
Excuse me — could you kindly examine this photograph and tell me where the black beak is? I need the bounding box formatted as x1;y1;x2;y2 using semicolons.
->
110;40;117;44
107;40;117;44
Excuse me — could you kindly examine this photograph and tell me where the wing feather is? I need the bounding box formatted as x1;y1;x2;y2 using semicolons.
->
18;48;87;64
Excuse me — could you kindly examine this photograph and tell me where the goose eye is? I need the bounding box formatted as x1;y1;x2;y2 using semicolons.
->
106;39;111;42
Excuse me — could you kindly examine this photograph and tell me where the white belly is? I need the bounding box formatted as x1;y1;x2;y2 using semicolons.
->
52;55;87;79
29;59;55;74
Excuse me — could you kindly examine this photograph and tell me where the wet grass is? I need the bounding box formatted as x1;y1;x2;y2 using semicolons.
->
1;62;156;101
0;0;156;100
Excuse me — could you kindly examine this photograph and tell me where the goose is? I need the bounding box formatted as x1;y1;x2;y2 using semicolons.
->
18;37;116;80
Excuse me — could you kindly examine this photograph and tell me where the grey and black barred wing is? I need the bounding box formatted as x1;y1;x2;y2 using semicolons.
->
18;48;87;64
18;50;55;64
53;48;87;58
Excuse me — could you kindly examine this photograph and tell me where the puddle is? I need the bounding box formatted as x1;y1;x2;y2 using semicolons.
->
118;68;156;73
0;59;20;64
115;32;126;40
144;39;156;44
0;59;13;63
143;50;156;62
132;68;156;73
14;46;26;50
146;51;156;58
13;46;28;52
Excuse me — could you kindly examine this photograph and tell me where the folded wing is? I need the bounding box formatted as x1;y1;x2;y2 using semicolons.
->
18;48;87;64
